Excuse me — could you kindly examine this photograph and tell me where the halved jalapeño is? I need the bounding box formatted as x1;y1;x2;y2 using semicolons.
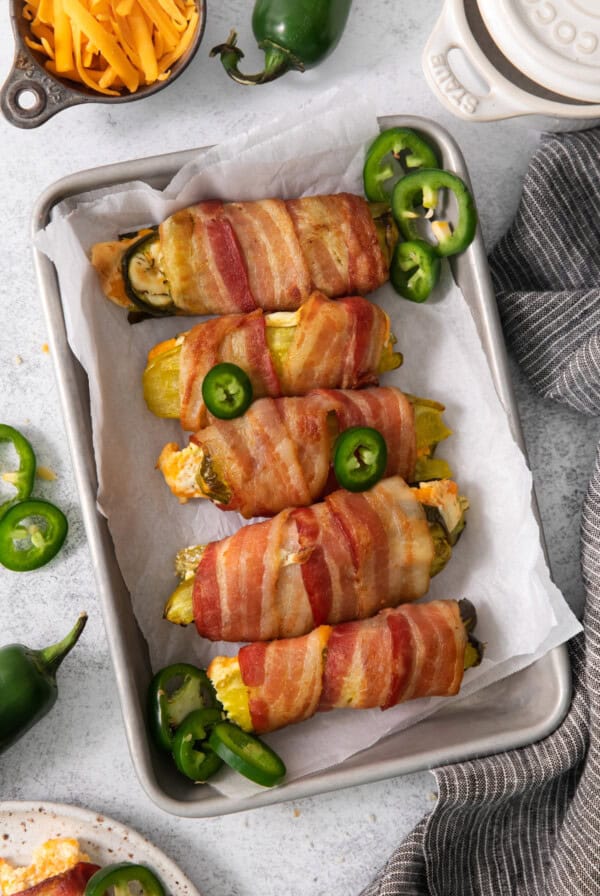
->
121;229;175;316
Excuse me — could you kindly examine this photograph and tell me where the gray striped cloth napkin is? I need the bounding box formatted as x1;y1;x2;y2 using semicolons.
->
361;128;600;896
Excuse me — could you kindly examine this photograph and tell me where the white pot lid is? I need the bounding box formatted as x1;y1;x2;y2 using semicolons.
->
477;0;600;102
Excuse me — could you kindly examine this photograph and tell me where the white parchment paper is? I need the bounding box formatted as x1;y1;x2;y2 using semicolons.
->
36;93;581;795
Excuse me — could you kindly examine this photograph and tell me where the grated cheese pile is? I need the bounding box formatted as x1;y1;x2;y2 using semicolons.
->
0;838;89;896
22;0;200;96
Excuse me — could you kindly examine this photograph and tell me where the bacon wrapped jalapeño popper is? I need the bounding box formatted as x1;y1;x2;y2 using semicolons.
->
157;387;452;518
206;599;482;734
0;862;100;896
165;476;469;642
144;292;402;431
91;193;393;317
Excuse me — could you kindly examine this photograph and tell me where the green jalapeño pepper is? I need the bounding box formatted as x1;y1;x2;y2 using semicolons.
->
148;662;218;752
363;128;439;204
211;0;352;85
172;708;224;782
0;613;87;754
333;426;388;492
0;499;68;571
390;239;441;303
202;363;253;420
208;721;286;787
391;169;478;258
85;863;166;896
460;598;484;670
0;424;36;519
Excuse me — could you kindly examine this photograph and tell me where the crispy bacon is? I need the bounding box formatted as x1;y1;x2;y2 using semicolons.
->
177;292;393;431
159;203;255;314
239;626;330;733
192;476;434;641
278;293;390;395
91;195;388;314
162;387;417;517
11;864;100;896
236;600;467;733
287;194;388;297
179;310;281;431
223;200;311;310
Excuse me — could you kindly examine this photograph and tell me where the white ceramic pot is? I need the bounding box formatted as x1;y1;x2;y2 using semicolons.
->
422;0;600;130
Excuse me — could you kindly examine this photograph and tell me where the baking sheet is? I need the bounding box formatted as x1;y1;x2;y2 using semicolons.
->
31;103;578;815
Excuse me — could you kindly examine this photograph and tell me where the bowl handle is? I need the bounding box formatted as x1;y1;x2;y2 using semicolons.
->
0;51;87;129
421;0;535;122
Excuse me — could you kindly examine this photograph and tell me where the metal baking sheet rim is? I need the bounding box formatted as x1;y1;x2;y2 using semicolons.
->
30;114;571;818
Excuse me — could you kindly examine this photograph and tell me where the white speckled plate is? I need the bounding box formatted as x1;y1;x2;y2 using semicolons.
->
0;802;201;896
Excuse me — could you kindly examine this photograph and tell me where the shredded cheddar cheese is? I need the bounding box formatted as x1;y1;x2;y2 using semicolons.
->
22;0;200;96
37;465;58;481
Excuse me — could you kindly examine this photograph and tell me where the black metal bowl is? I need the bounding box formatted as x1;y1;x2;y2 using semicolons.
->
1;0;207;128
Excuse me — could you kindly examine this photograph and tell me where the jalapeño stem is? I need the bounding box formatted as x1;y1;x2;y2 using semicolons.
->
40;613;88;677
210;30;296;85
459;599;484;669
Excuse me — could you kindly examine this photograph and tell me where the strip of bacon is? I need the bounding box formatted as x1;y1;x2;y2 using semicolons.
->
223;200;311;311
91;194;388;314
192;476;434;642
176;292;393;431
239;626;330;733
234;600;467;733
179;310;281;431
278;293;390;395
287;194;388;297
326;388;414;484
160;202;256;314
161;387;417;518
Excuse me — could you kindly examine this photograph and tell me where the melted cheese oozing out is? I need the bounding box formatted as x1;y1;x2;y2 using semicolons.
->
159;442;203;500
0;838;89;896
414;480;463;533
129;240;171;308
208;657;252;732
